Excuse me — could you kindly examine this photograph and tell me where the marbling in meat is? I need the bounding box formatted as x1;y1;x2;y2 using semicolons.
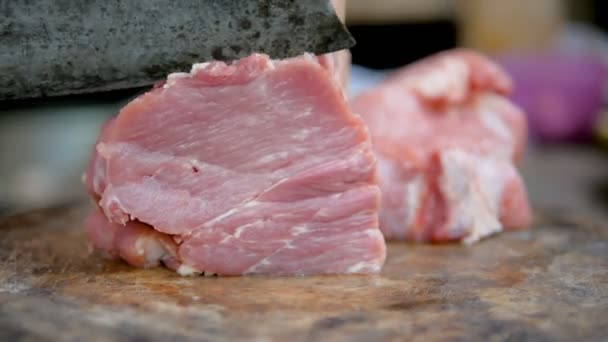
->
351;49;531;243
83;53;386;275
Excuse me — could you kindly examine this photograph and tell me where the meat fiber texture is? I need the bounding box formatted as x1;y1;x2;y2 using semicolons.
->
83;53;386;276
351;49;532;244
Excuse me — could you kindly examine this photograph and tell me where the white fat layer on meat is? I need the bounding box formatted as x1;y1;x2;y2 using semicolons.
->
234;226;246;238
404;175;424;228
291;225;309;236
219;221;262;242
233;222;257;238
248;259;271;272
300;53;318;63
382;88;417;109
164;72;190;89
296;107;314;118
315;207;333;219
362;228;382;239
480;109;512;141
349;149;374;174
177;264;203;276
376;154;420;236
142;239;167;267
292;129;312;141
91;145;107;193
93;172;104;194
255;177;288;198
259;259;271;267
439;149;505;244
474;157;509;216
244;200;259;208
96;142;110;158
414;58;468;100
191;62;211;73
202;207;239;228
244;237;295;274
258;151;290;164
100;188;129;225
346;261;381;274
134;237;145;256
477;95;513;140
191;55;275;75
246;228;382;274
476;94;516;159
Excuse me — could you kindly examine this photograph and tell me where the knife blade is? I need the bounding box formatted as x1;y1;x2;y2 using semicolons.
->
0;0;355;100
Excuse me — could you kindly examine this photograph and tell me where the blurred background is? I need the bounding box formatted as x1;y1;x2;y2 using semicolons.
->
1;0;608;216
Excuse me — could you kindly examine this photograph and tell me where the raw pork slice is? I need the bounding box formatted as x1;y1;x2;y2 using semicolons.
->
351;49;531;244
83;53;386;275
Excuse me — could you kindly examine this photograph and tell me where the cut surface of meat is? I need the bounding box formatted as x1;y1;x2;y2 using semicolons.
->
351;49;531;244
83;118;115;201
84;53;386;275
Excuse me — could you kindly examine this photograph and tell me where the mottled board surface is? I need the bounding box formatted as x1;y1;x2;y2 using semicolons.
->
1;147;607;341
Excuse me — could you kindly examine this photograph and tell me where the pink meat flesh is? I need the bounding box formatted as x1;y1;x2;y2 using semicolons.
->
83;118;115;201
84;53;386;275
351;49;531;243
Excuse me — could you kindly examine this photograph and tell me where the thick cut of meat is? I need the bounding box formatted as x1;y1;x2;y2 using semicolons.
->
351;49;531;244
83;53;386;275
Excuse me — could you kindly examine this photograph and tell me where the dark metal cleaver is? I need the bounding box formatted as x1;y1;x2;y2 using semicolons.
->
0;0;354;100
